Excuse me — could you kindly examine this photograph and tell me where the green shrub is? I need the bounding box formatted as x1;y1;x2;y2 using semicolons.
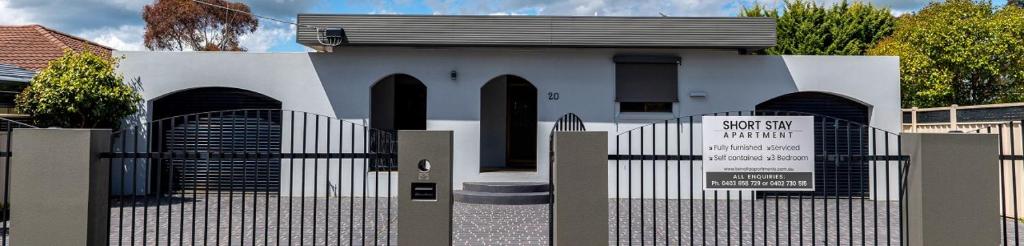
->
16;51;142;128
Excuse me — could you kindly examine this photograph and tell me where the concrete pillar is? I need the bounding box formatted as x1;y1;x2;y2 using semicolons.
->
910;107;918;133
397;130;453;246
10;129;111;246
950;104;959;131
903;133;999;246
551;131;608;246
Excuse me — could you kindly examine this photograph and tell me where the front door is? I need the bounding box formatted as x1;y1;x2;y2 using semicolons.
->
505;80;537;169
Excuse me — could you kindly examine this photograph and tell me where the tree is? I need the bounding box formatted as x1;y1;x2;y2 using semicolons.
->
741;0;896;55
1011;0;1023;8
142;0;259;51
16;51;142;128
869;0;1024;107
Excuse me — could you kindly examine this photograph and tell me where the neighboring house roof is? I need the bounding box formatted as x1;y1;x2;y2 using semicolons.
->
296;14;776;51
0;25;113;71
0;64;35;83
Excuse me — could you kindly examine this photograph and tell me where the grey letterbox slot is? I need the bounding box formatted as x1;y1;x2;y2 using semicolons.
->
411;182;437;201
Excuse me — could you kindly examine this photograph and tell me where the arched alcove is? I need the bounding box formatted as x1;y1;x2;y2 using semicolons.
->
370;74;427;131
480;75;538;171
151;87;282;193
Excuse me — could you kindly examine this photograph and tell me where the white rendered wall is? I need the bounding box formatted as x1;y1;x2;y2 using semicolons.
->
114;48;900;200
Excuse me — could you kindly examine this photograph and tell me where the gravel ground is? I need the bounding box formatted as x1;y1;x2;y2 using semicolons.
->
53;195;1018;245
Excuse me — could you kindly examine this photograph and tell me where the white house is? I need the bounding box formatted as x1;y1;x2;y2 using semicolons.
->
113;14;900;202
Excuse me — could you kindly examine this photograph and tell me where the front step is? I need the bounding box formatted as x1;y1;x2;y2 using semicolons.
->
455;182;550;205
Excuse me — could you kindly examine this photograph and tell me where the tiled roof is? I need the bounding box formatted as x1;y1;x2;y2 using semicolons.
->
0;25;113;71
0;64;35;83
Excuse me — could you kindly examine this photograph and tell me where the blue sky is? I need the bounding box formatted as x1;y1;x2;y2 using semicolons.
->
0;0;1011;52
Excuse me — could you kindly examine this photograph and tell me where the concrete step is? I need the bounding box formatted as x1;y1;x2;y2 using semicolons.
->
462;182;550;193
453;190;550;205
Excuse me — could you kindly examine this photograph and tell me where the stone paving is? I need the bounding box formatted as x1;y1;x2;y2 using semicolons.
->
42;196;1017;245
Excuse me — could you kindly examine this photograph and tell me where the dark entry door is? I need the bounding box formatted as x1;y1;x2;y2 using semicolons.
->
505;79;537;169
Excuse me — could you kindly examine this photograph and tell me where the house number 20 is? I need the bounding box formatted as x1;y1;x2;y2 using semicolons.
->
547;92;560;101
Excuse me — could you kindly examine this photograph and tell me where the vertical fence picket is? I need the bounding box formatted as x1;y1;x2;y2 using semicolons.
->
884;129;892;245
1014;121;1021;246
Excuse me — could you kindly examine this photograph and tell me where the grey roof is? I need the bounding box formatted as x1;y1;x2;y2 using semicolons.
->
296;14;776;50
0;64;34;83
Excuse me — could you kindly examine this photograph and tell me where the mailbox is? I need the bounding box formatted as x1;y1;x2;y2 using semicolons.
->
411;182;437;200
398;131;453;246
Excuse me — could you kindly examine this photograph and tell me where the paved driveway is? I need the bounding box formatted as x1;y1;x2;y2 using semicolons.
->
94;196;1014;245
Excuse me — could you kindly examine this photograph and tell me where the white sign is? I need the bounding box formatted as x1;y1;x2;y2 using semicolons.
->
701;116;815;191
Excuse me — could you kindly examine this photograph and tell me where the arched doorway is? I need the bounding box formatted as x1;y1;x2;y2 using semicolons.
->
151;87;282;193
480;75;538;171
370;74;427;131
756;92;870;197
370;74;427;170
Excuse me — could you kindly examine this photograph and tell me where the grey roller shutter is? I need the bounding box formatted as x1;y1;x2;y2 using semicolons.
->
755;92;870;198
614;55;680;102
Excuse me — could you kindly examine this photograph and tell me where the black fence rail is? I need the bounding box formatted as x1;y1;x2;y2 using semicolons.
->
607;110;910;245
971;122;1024;246
0;117;35;245
101;109;397;246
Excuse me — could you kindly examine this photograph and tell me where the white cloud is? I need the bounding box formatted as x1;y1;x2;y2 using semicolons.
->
808;0;932;12
239;23;296;52
0;1;35;25
2;0;321;52
369;9;401;14
77;25;146;51
420;0;743;16
413;0;927;16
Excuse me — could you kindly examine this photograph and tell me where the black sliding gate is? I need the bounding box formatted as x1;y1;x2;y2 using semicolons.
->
102;109;911;245
605;110;910;245
103;109;397;245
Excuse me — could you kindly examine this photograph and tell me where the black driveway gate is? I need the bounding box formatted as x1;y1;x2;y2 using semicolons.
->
102;109;397;245
606;110;910;245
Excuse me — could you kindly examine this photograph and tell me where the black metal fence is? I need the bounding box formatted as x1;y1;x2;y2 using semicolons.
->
102;109;397;245
970;122;1024;246
607;110;910;245
99;108;918;245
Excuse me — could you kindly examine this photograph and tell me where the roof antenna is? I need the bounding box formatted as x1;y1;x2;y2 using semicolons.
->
659;12;669;17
